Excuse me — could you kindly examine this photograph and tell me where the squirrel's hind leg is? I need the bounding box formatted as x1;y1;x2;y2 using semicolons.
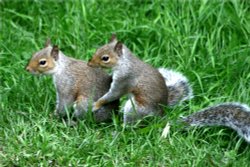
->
93;106;114;123
73;96;119;122
123;98;157;124
72;95;89;119
55;95;74;118
123;98;136;123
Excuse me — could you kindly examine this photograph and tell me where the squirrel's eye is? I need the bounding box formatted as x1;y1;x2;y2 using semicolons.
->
101;56;109;62
39;60;47;65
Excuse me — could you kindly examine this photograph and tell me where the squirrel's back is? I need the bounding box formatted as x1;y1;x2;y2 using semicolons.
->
62;57;112;100
111;45;192;107
126;53;169;106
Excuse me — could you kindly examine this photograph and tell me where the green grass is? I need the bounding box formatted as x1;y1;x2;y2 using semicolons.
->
1;0;250;166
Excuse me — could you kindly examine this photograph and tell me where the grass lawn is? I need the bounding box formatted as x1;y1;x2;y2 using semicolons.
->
1;0;250;166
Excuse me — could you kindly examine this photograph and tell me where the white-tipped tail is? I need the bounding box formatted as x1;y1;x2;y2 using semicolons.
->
158;68;193;106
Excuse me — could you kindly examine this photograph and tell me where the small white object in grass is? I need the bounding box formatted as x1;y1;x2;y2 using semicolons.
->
161;123;171;138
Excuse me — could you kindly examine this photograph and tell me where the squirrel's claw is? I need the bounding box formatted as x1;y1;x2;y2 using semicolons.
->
93;99;107;111
92;101;103;111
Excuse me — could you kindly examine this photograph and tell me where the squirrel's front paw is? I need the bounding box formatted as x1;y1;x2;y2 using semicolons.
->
92;102;102;111
93;100;106;111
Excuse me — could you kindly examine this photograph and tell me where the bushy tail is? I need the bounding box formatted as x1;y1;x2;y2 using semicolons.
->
181;102;250;143
158;68;193;106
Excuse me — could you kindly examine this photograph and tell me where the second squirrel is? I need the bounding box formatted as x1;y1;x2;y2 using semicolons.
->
88;35;192;123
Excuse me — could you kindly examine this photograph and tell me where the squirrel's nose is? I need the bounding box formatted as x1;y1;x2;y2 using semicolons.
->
87;60;92;67
25;66;31;72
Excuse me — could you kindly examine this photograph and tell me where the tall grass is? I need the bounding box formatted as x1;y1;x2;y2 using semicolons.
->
0;0;250;166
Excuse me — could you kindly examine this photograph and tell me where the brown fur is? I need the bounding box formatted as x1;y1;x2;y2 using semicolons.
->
26;39;119;122
88;35;168;123
130;87;147;106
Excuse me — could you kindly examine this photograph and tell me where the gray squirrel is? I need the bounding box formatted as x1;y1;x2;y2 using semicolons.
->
26;38;192;123
181;102;250;143
26;39;119;122
88;35;193;123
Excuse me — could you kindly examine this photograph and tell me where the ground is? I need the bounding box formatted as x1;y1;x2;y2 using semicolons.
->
0;0;250;166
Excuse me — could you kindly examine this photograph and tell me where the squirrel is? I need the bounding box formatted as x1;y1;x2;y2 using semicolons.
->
158;68;193;106
88;34;192;123
25;39;119;122
180;102;250;143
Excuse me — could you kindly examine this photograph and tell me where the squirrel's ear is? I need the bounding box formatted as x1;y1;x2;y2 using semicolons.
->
44;38;51;48
114;41;123;56
109;34;117;43
51;45;59;60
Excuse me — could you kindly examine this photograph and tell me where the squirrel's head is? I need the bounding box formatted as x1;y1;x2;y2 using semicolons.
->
25;39;59;75
88;34;123;68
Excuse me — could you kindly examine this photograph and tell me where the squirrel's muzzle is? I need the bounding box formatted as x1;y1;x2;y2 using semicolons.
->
87;60;93;67
25;66;32;73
